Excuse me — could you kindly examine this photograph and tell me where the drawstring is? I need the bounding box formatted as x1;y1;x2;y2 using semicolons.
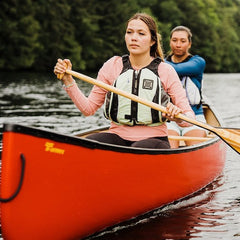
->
0;153;26;202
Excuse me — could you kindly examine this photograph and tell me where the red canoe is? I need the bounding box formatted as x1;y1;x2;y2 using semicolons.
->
0;103;226;240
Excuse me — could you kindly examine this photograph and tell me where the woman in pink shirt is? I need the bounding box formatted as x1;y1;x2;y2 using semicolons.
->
54;13;194;149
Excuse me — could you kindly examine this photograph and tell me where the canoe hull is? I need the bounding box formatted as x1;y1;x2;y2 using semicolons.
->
0;123;226;240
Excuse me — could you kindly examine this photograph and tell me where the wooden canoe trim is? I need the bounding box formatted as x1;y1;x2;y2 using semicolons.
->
168;135;214;142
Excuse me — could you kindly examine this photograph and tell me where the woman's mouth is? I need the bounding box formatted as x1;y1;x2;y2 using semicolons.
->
129;44;139;48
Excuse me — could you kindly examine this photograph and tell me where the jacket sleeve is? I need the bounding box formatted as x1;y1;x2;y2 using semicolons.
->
165;55;206;77
64;56;122;116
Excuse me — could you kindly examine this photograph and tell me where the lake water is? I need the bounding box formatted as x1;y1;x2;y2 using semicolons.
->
0;72;240;239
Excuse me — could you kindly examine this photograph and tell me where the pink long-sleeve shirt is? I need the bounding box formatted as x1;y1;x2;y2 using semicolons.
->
65;56;195;141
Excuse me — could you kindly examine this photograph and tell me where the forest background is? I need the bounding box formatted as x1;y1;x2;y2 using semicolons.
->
1;0;240;73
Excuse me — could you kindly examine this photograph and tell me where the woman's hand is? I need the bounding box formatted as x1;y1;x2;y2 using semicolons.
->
54;59;73;85
162;102;183;123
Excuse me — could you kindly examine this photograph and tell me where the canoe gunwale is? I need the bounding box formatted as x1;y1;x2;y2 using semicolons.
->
2;122;220;155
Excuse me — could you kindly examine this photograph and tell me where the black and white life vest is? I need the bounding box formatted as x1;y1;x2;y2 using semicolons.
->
104;55;170;126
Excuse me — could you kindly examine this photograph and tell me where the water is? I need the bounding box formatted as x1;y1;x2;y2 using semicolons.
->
0;72;240;239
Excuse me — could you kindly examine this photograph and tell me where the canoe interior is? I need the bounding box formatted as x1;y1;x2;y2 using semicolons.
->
203;104;221;127
76;102;222;147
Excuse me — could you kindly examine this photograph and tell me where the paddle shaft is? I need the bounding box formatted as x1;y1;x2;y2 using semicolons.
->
60;69;240;154
65;70;213;129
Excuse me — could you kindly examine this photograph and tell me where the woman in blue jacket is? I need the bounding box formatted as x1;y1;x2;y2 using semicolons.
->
165;26;207;148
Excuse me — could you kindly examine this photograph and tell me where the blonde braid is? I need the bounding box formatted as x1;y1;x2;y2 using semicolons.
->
156;33;165;61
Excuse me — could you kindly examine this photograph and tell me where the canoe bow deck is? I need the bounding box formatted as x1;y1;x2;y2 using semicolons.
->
0;103;227;240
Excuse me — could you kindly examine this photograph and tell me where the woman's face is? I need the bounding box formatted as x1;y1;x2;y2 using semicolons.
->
170;30;191;57
125;19;155;56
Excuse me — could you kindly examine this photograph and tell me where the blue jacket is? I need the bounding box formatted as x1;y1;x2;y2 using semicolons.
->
165;55;206;115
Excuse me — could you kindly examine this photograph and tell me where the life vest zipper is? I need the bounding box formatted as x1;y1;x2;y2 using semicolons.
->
131;70;141;124
133;70;139;95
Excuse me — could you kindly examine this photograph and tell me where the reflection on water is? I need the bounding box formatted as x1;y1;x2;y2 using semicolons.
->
0;72;240;239
86;173;240;240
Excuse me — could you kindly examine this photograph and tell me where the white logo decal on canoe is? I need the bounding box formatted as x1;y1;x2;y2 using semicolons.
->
45;142;65;155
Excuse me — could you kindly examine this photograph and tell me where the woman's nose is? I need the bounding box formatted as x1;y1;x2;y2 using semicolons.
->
131;33;138;41
176;41;181;47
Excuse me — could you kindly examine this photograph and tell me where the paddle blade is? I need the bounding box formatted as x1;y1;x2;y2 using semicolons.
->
215;128;240;154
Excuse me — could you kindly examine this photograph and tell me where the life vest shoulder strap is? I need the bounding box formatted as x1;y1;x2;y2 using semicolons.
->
121;55;162;75
121;55;132;73
147;57;161;76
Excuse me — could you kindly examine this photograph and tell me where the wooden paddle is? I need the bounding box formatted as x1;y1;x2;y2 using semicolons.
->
58;70;240;154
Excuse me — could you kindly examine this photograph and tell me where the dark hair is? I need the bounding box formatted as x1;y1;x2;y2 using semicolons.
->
170;26;192;43
127;13;164;60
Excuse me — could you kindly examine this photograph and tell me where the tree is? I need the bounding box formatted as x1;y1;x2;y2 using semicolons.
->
0;0;41;70
72;0;139;71
0;0;240;72
34;0;82;71
70;0;103;71
215;1;240;72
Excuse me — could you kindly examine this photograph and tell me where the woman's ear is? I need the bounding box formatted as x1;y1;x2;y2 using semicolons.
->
188;42;192;50
151;40;156;47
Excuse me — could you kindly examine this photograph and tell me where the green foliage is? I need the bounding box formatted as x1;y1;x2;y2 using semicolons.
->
69;0;139;71
33;0;83;71
0;0;41;70
0;0;240;72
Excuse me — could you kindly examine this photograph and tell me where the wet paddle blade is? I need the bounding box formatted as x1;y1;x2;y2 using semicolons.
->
215;128;240;154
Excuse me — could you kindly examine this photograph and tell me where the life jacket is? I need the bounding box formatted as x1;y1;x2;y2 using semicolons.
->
179;54;202;107
167;55;202;108
104;55;170;126
180;75;202;106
